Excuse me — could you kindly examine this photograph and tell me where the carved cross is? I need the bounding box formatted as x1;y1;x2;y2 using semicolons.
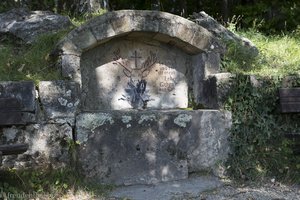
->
131;51;141;69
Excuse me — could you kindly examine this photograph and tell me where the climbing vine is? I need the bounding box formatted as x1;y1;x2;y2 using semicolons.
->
225;74;300;183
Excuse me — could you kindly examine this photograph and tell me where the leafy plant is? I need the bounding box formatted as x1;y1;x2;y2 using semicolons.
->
225;74;300;183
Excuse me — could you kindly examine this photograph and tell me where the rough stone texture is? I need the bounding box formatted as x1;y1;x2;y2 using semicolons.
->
109;177;300;200
191;11;259;57
0;81;36;125
197;73;235;109
110;175;223;200
39;81;80;125
76;110;231;186
192;53;222;108
61;54;81;82
0;81;35;112
199;182;300;200
81;38;190;110
58;10;220;54
0;8;73;43
0;124;72;169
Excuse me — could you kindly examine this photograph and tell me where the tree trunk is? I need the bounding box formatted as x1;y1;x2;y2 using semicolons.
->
222;0;229;23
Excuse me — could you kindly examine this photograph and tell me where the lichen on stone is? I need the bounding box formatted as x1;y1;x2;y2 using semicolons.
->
174;114;192;127
79;113;114;131
3;127;19;142
67;102;73;107
122;115;132;123
138;114;156;124
58;97;68;106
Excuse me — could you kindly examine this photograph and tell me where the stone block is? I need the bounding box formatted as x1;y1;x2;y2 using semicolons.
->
0;123;72;169
192;53;223;109
213;73;235;108
203;52;221;76
76;110;231;186
0;81;35;112
39;81;80;123
85;12;118;43
0;81;36;125
69;28;98;51
192;11;257;56
196;73;235;109
110;12;136;34
61;54;81;84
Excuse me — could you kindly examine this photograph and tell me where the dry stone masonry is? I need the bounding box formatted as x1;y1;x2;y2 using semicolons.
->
1;10;233;186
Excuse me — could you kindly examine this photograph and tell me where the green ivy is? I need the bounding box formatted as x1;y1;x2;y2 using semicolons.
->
225;74;300;183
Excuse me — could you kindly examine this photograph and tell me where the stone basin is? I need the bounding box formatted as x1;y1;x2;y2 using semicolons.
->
76;109;231;186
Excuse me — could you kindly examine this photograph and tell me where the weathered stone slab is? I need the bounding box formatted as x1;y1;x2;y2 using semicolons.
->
0;8;73;43
76;110;231;186
191;11;258;56
0;98;22;111
59;10;218;55
0;124;72;169
0;113;24;126
0;81;35;112
81;38;190;110
196;73;235;109
0;81;36;125
61;54;81;82
39;81;80;123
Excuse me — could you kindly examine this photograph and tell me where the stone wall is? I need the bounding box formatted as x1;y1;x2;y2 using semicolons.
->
1;10;235;186
0;80;232;185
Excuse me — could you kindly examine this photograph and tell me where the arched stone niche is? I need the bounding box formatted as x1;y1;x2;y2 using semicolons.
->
55;10;223;110
51;10;231;186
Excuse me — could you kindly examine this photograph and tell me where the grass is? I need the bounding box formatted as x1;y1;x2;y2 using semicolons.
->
0;31;67;84
70;9;107;27
0;168;114;199
0;10;109;84
222;27;300;184
222;29;300;77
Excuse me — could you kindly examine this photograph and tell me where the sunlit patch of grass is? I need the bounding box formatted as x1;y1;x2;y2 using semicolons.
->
0;168;114;199
223;30;300;77
0;31;68;84
71;9;107;27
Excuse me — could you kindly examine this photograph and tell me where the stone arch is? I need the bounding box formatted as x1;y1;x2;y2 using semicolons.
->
58;10;218;54
55;10;223;109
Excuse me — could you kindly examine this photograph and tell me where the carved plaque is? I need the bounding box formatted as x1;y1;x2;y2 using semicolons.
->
81;39;190;110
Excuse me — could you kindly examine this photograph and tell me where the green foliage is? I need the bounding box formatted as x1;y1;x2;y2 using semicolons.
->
225;74;300;183
0;31;67;83
234;1;300;33
222;30;300;77
0;168;113;199
71;8;107;27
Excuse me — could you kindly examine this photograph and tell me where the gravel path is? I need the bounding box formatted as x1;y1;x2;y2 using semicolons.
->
199;182;300;200
108;176;300;200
